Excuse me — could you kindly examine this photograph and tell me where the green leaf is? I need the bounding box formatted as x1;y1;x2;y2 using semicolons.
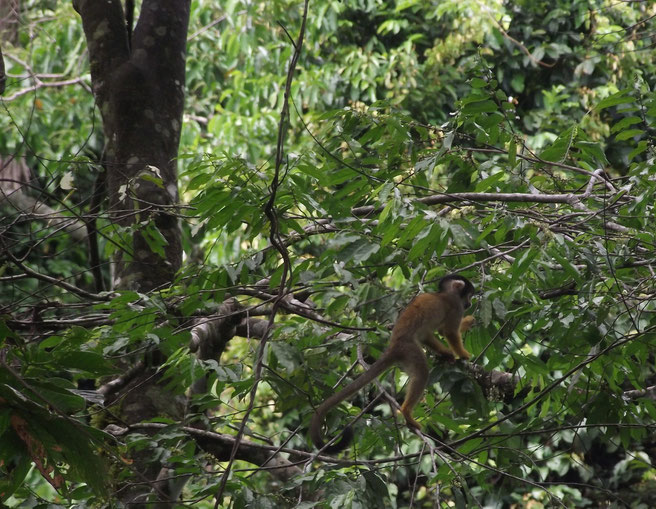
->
595;89;633;110
137;167;164;188
57;351;115;375
141;223;169;258
378;198;395;224
475;171;505;192
628;140;648;161
614;128;644;141
492;298;507;319
269;342;299;372
408;224;435;261
33;382;86;413
610;115;642;133
397;216;427;247
550;250;582;284
337;238;380;264
511;248;538;284
508;139;517;168
186;173;212;191
380;218;402;247
575;141;608;165
461;100;498;115
539;127;576;162
0;452;31;502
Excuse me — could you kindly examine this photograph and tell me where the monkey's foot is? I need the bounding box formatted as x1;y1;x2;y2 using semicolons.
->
456;349;471;360
438;351;456;362
400;410;422;430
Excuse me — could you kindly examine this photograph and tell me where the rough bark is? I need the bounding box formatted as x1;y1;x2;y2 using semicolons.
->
74;0;187;292
0;0;19;45
74;1;190;504
0;43;5;95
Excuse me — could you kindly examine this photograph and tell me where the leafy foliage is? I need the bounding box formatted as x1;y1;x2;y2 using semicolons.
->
2;0;656;507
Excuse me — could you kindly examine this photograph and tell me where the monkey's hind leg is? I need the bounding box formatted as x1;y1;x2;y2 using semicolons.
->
398;349;429;430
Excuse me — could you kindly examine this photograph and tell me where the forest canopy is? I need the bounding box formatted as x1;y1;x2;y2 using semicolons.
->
1;0;656;507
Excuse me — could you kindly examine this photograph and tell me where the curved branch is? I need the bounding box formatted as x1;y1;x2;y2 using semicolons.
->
215;5;309;502
0;187;87;242
5;249;111;301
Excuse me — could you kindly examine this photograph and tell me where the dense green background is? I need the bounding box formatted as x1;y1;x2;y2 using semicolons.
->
2;0;656;506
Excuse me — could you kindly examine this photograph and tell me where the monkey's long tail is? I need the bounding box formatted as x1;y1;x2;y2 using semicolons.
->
309;354;393;453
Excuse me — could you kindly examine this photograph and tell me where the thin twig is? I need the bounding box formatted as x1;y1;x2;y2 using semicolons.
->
214;2;309;505
4;246;112;301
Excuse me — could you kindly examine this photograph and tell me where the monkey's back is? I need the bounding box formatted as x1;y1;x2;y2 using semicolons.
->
392;292;464;341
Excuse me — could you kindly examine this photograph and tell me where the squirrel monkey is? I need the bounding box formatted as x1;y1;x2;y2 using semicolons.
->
310;274;476;453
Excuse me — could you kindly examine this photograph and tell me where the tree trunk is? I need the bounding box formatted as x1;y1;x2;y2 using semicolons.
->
74;0;187;292
74;0;190;504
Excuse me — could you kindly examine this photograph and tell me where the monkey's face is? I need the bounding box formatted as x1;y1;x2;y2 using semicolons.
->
462;291;474;309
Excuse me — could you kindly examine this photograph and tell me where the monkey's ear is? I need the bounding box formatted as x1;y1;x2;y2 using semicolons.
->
449;279;465;292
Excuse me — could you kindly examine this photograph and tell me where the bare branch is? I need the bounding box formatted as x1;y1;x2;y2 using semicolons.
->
215;4;310;503
352;191;602;217
623;385;656;401
5;249;112;301
1;187;87;242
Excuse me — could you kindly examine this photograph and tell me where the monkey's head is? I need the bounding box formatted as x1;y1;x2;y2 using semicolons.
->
438;274;475;309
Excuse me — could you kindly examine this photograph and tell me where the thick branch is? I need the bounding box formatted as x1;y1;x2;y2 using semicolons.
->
352;191;604;217
111;422;325;480
623;385;656;401
466;363;524;402
189;298;243;360
1;188;87;242
236;287;375;331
